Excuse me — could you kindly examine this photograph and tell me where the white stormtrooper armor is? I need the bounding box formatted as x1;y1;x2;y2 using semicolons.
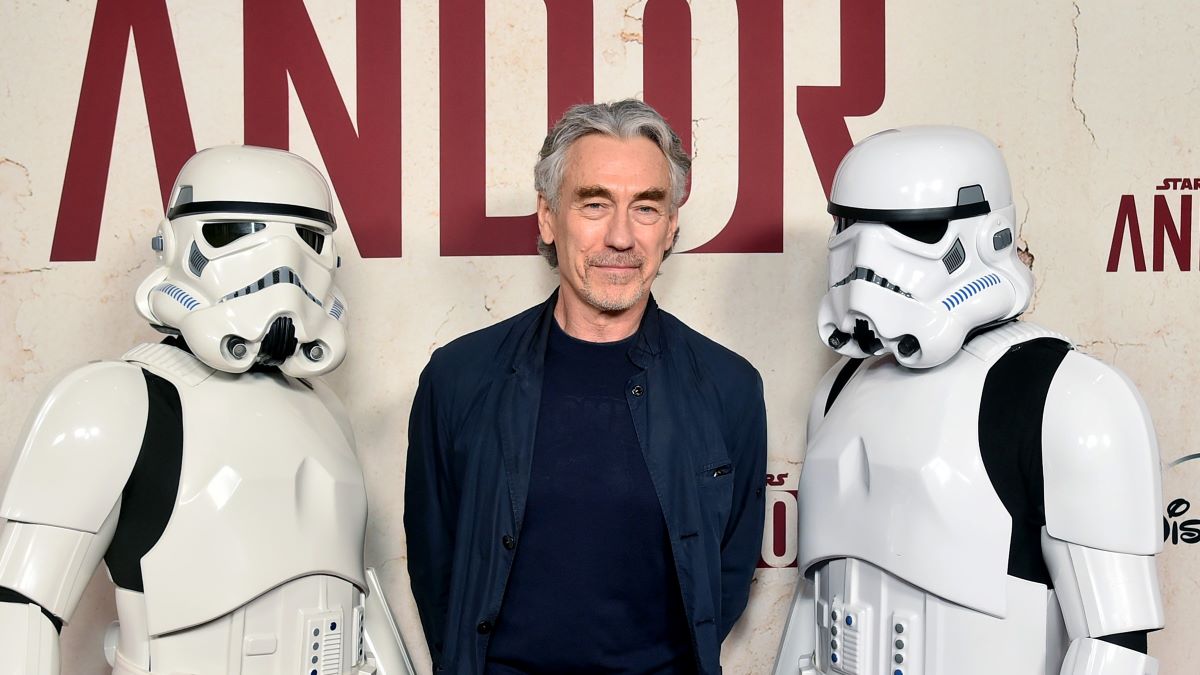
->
0;146;414;675
775;127;1164;675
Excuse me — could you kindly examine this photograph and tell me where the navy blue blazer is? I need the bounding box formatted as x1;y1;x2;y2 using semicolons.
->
404;291;767;674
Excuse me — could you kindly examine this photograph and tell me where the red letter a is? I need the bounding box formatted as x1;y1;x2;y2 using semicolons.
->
1107;194;1147;272
50;0;196;262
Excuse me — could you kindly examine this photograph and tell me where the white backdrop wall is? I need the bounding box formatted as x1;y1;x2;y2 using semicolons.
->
1;1;1198;672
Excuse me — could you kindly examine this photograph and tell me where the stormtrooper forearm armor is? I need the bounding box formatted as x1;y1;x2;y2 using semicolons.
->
1044;533;1161;675
0;513;121;675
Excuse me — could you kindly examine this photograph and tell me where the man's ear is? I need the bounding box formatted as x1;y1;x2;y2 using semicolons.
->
537;194;556;245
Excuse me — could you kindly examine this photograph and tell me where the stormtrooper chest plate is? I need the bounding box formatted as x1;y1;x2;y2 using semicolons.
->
129;348;367;636
798;350;1012;617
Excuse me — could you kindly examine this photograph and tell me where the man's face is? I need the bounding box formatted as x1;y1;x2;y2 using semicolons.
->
537;134;679;314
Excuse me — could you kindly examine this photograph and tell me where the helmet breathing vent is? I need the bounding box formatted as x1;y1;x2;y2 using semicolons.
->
942;273;1002;311
153;283;200;311
942;239;966;274
259;316;298;366
853;319;883;354
188;242;209;277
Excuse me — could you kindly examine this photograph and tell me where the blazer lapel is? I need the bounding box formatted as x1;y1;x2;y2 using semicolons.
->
497;291;556;530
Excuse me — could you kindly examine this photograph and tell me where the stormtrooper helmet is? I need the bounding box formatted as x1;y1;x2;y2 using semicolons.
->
135;145;348;377
817;126;1033;368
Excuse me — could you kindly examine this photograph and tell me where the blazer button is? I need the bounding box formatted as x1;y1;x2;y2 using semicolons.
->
631;385;645;397
477;620;493;634
502;534;516;550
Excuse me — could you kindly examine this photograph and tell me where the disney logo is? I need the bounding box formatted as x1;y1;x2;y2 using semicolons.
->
1164;498;1200;545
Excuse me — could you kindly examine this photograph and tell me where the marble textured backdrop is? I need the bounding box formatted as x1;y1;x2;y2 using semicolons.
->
1;0;1197;672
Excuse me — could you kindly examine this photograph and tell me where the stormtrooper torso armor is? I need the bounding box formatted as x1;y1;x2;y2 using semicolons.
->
787;322;1163;675
0;342;371;674
128;342;366;629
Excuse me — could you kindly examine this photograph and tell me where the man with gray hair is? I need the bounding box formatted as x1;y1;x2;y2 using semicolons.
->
405;99;767;674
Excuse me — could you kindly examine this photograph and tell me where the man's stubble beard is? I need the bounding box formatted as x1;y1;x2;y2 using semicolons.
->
579;276;647;312
578;252;649;312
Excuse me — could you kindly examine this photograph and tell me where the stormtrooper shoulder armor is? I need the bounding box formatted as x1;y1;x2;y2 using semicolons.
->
1042;350;1162;555
0;361;149;533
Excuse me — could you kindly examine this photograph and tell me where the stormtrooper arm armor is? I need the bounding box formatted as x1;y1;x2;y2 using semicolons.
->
1042;531;1161;675
0;362;147;675
1038;351;1165;675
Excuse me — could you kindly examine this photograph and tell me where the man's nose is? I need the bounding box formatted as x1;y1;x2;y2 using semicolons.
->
604;207;635;250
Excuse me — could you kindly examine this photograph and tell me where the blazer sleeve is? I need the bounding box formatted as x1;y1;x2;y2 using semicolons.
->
404;352;458;666
718;368;768;639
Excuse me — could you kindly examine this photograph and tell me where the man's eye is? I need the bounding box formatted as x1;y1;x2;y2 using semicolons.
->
632;205;663;224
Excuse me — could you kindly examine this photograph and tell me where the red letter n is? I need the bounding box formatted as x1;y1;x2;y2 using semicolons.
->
244;0;402;258
1153;194;1191;271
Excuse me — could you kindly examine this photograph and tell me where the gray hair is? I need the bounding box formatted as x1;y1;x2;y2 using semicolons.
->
535;99;690;267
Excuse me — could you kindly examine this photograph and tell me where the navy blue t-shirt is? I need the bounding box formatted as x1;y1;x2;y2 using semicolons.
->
484;319;694;674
